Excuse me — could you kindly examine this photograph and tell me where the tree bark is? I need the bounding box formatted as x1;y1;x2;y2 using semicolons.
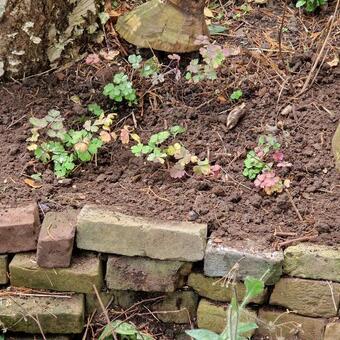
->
0;0;98;79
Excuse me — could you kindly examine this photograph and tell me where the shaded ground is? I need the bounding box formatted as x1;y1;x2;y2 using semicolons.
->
0;2;339;252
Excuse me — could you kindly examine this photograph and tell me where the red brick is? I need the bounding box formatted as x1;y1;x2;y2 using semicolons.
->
0;203;40;253
37;210;77;268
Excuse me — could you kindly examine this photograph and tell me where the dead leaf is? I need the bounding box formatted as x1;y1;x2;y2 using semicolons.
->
24;178;42;189
204;7;214;18
99;49;120;61
120;126;130;144
327;55;339;67
217;95;227;103
226;102;246;130
85;53;100;65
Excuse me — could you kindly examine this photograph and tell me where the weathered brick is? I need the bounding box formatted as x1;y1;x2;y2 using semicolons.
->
257;308;326;340
0;203;40;253
152;290;198;324
188;272;267;304
86;290;138;315
197;299;257;336
0;294;84;334
332;122;340;172
284;243;340;282
106;255;192;292
324;322;340;340
0;255;8;285
270;277;340;317
37;210;77;268
204;239;283;285
10;252;103;294
77;205;207;261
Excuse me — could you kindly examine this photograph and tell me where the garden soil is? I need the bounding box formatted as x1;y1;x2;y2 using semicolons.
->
0;2;339;254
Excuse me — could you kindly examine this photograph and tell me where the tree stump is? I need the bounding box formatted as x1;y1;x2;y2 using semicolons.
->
0;0;98;78
115;0;208;53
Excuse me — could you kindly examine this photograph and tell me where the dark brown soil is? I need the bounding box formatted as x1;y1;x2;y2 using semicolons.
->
0;2;339;253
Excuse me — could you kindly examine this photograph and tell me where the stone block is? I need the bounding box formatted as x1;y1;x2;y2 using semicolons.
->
152;290;198;324
5;335;71;340
106;255;192;292
284;243;340;282
0;294;84;334
270;277;340;317
188;272;267;304
332;122;340;172
204;240;283;285
86;290;137;315
0;255;8;285
37;210;78;268
10;252;103;294
77;205;207;261
257;308;326;340
324;322;340;340
0;203;40;253
197;299;257;336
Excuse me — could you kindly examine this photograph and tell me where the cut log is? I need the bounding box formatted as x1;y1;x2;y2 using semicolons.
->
115;0;208;53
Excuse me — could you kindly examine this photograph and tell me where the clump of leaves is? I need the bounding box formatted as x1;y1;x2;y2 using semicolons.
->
243;135;291;195
99;320;153;340
27;102;118;178
103;73;137;105
130;125;220;178
296;0;327;12
186;276;264;340
185;35;240;83
230;89;243;101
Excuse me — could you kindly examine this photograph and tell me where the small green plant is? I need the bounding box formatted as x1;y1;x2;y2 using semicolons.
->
230;89;243;101
296;0;327;12
99;320;153;340
130;126;220;178
243;135;291;195
27;102;118;178
186;276;264;340
103;73;137;105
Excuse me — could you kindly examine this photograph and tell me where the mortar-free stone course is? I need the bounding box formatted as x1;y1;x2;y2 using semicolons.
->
37;210;78;268
257;308;326;340
270;277;340;317
188;272;267;304
77;205;207;261
0;202;40;253
204;240;283;285
0;255;8;284
0;294;84;334
284;243;340;282
197;299;257;337
10;252;103;293
106;255;192;292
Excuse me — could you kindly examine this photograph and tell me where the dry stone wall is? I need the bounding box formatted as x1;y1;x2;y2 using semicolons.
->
0;201;340;339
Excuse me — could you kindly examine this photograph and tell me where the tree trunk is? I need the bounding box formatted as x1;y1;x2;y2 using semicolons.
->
115;0;208;53
0;0;98;79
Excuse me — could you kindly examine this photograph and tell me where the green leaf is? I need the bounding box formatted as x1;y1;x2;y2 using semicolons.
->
88;138;103;155
296;0;306;7
98;12;110;25
185;329;221;340
169;125;186;137
131;143;144;156
88;103;104;117
208;24;227;35
99;320;146;340
77;151;92;162
230;89;243;100
244;277;264;300
29;117;48;128
237;322;258;334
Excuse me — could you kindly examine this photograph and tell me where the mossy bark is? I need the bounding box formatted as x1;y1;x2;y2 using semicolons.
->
0;0;98;78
